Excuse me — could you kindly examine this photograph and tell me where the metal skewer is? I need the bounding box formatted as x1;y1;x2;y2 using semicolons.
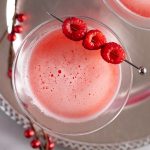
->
47;12;147;75
124;60;147;75
46;12;63;23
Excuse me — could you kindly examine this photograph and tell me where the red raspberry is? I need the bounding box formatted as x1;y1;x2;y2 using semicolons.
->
101;42;126;64
82;29;106;50
62;17;87;41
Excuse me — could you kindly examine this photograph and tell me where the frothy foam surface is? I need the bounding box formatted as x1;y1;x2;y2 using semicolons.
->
26;29;120;122
119;0;150;17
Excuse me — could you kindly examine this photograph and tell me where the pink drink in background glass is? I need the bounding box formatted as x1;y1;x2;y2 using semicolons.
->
26;29;120;122
103;0;150;30
119;0;150;18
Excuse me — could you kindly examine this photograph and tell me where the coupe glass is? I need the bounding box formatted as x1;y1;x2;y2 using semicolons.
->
12;16;133;135
103;0;150;30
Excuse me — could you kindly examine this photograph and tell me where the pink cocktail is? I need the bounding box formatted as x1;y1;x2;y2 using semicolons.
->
27;29;120;122
13;17;132;135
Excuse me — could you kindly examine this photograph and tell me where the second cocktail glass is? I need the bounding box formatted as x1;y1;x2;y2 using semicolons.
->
103;0;150;30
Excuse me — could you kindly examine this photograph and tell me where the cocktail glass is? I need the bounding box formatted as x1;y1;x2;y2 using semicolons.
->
103;0;150;30
12;16;133;135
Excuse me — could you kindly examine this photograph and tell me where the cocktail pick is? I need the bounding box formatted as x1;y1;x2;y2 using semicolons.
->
47;12;147;75
49;13;63;23
124;60;147;75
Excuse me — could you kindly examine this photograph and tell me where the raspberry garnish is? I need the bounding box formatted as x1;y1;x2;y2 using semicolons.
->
62;17;87;41
82;29;106;50
101;42;126;64
49;14;146;74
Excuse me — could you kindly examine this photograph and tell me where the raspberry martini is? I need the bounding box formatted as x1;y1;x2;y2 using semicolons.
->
13;16;133;135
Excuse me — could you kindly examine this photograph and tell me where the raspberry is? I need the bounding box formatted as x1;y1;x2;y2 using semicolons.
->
82;29;106;50
101;42;126;64
62;17;87;41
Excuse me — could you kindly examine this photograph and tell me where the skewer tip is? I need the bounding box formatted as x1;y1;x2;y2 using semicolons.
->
46;11;51;16
138;66;147;75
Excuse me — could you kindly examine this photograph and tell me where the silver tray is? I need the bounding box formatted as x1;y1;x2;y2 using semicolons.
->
0;0;150;149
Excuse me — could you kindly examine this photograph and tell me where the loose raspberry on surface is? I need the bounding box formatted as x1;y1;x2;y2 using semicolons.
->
101;42;126;64
62;17;87;41
82;29;106;50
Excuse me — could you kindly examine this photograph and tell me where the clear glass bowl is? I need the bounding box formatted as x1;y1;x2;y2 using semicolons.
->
12;16;133;135
103;0;150;30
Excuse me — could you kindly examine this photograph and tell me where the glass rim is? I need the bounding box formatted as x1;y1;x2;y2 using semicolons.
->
12;16;133;135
